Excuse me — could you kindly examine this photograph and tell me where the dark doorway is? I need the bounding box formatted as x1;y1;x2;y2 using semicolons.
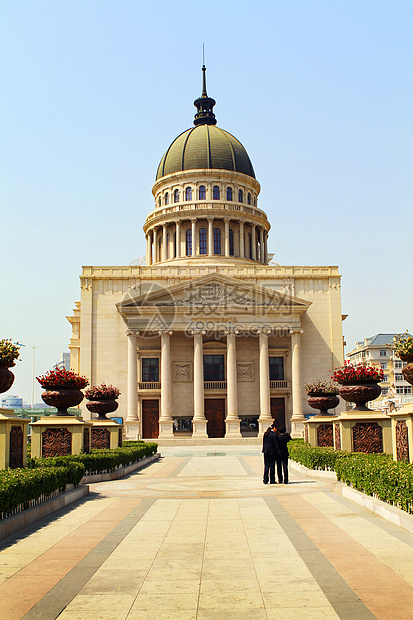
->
142;400;159;438
205;399;225;438
271;398;285;428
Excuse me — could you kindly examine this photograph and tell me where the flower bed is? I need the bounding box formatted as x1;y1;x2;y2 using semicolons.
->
289;440;413;514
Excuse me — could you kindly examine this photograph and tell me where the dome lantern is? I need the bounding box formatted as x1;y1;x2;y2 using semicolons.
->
193;65;217;126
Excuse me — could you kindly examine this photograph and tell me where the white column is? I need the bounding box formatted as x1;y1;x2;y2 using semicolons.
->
176;221;181;258
208;217;214;256
191;219;196;256
258;330;272;434
126;330;139;438
146;233;152;266
251;224;257;261
162;224;167;261
192;331;207;437
226;332;241;436
290;328;305;437
224;218;230;257
259;228;264;263
153;228;158;263
239;221;245;258
159;330;174;437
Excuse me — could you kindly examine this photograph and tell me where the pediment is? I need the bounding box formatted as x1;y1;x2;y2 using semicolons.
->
118;274;310;316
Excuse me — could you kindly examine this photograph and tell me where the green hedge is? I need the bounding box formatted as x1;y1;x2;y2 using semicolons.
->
289;440;413;514
0;463;85;518
28;442;158;476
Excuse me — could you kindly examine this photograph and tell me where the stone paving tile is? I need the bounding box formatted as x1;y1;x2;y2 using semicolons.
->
2;447;413;620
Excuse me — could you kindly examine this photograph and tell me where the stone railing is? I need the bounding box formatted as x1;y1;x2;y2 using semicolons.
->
204;381;227;390
270;380;290;389
138;382;161;390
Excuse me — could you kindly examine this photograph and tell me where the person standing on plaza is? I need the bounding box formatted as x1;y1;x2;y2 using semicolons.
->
262;425;278;484
276;426;292;484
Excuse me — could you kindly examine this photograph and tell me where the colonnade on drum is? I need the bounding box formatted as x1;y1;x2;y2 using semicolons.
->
125;329;305;439
145;218;269;265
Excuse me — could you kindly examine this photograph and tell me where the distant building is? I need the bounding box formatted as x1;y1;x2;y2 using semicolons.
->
346;333;413;408
1;395;23;408
52;352;70;371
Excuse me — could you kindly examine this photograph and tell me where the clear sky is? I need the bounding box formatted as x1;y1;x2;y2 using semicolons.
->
1;0;412;404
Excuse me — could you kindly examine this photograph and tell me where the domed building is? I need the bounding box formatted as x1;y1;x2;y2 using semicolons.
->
68;67;345;440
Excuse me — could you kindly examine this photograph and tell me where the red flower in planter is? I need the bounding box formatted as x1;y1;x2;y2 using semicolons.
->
36;368;89;389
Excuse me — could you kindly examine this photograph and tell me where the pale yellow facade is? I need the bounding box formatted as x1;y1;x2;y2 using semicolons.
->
67;70;345;440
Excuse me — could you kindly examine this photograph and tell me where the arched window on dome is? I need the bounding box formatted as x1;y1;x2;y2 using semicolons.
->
213;186;220;200
247;192;251;205
238;189;243;203
214;228;221;255
229;229;234;256
174;189;180;203
186;229;192;256
158;197;161;208
199;228;207;255
226;187;233;201
254;197;256;206
199;185;206;200
185;187;192;201
164;192;169;205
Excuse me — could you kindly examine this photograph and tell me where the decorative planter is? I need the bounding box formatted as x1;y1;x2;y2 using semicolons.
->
86;397;118;420
0;361;15;394
338;381;381;412
307;392;339;415
400;354;413;387
41;386;84;416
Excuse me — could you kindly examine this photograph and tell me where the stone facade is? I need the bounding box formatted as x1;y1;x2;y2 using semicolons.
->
67;69;344;440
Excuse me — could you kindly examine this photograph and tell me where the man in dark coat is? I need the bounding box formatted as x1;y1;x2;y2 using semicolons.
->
276;426;292;484
262;425;278;484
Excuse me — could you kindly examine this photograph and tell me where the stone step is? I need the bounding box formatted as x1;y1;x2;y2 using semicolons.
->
154;437;262;446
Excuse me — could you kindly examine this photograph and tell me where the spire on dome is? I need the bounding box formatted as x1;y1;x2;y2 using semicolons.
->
193;64;217;126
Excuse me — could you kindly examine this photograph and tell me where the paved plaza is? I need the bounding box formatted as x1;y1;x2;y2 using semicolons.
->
1;446;413;619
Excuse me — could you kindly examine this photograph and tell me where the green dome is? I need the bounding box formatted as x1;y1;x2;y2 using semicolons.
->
156;124;256;180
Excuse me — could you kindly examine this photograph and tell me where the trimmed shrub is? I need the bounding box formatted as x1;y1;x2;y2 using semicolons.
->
28;442;158;476
289;439;350;471
289;440;413;514
0;463;85;518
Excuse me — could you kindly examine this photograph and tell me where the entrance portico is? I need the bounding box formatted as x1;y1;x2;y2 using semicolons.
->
118;273;310;440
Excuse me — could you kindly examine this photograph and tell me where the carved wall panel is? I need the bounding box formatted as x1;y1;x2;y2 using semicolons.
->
237;362;254;381
91;427;110;449
304;424;309;443
317;424;334;448
118;427;123;447
42;428;72;457
352;422;383;453
83;427;90;454
334;423;341;450
396;420;409;462
172;362;192;382
9;425;24;469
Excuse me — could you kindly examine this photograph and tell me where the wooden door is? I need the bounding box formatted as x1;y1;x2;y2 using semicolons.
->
270;398;285;428
142;400;159;439
205;399;225;438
